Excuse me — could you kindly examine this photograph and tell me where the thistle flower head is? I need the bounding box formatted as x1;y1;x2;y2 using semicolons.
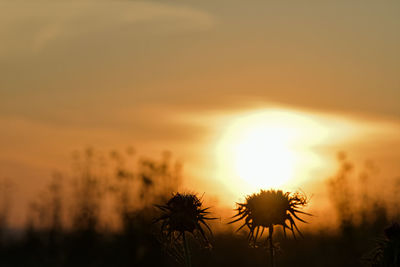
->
155;193;215;243
230;189;310;243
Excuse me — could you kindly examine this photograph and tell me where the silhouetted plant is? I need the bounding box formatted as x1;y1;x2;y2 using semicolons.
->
155;193;215;267
328;152;391;238
364;222;400;266
108;149;182;232
230;189;310;267
328;152;355;233
0;178;12;245
71;148;104;233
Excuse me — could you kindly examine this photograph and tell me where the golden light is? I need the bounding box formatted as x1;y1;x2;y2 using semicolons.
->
215;109;334;193
234;123;296;188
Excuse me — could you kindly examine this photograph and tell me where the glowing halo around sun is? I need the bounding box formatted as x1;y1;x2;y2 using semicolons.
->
215;109;331;192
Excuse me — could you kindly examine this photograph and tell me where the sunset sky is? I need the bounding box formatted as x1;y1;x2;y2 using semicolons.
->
1;0;400;225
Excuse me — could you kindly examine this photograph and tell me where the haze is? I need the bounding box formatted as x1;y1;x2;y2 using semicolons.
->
1;0;400;227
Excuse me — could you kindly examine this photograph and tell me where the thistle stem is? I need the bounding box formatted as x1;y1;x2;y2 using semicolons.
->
268;225;275;267
183;232;192;267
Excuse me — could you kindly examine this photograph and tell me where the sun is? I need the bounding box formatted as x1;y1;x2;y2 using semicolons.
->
215;109;327;192
233;124;296;188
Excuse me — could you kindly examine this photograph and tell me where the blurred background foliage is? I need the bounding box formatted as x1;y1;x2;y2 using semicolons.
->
0;148;399;267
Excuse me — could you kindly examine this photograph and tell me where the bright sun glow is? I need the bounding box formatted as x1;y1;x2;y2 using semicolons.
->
215;109;338;192
234;124;295;188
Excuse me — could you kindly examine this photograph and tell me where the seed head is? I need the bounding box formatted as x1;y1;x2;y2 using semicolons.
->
155;193;215;243
230;189;310;243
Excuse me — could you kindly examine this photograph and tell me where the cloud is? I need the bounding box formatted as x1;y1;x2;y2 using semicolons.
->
0;0;215;54
1;0;399;127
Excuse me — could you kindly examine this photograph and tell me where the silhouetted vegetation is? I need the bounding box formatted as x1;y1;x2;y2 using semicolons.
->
0;149;399;266
230;189;310;267
364;222;400;266
155;193;215;267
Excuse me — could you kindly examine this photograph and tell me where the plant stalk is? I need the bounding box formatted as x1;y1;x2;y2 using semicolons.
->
183;232;192;267
268;225;275;267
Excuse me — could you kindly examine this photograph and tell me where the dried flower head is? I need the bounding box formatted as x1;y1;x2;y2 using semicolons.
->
230;189;310;243
155;193;215;243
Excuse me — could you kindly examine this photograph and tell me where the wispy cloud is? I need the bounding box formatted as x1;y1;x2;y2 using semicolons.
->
0;0;215;54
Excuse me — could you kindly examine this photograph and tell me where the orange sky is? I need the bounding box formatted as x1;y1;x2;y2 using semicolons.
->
1;0;400;226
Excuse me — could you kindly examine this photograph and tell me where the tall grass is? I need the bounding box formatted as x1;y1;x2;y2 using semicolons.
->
0;149;399;266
